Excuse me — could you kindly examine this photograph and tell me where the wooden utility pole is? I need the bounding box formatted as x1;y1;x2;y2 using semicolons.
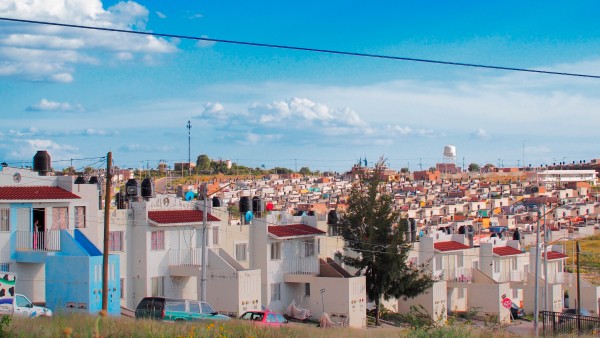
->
102;152;112;311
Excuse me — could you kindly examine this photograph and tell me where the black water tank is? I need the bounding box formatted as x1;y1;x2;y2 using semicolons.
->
88;176;99;184
212;196;222;207
74;176;87;184
327;210;338;225
252;196;263;212
409;218;417;243
33;151;51;176
126;179;139;197
239;196;251;213
141;178;155;198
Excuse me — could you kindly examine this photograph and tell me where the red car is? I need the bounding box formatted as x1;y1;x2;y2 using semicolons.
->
239;310;289;327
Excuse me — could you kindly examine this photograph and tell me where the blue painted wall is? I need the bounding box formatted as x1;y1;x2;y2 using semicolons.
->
46;254;120;316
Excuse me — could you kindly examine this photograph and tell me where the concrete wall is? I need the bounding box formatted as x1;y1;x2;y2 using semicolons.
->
467;282;512;323
398;280;447;322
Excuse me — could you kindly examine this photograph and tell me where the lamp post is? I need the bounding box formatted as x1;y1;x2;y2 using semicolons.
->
320;288;325;314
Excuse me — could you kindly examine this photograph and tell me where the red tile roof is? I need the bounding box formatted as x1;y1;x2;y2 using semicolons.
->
0;186;80;200
493;246;524;256
434;241;470;252
148;210;220;224
268;224;326;238
543;251;569;260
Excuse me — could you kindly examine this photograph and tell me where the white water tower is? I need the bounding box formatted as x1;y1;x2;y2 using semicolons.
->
443;145;456;164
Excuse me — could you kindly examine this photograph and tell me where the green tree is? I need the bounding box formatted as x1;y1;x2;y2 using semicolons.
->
62;166;76;175
196;155;211;172
338;159;436;326
299;167;312;175
400;167;409;173
468;163;480;172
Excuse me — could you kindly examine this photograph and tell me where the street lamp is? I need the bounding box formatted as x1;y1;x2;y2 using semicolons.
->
320;288;325;314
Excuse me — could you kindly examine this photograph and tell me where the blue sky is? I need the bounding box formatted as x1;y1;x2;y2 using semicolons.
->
1;1;600;172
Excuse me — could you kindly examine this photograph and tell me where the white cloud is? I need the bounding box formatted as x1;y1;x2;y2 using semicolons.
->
0;0;178;82
386;124;412;135
471;128;490;140
27;98;83;112
156;11;166;19
9;138;80;160
196;36;216;48
189;13;203;19
8;127;38;137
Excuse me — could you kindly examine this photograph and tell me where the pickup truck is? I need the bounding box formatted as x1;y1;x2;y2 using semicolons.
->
0;273;52;318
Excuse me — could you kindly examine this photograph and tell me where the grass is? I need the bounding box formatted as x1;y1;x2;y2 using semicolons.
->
0;312;538;338
564;234;600;285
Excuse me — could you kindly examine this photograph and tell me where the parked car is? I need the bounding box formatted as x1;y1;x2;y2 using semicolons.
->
239;309;289;327
563;308;592;316
135;297;230;322
510;302;525;320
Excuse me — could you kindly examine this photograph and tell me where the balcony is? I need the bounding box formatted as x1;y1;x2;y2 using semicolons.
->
15;230;64;252
283;256;319;275
442;267;472;283
495;270;526;283
168;248;202;267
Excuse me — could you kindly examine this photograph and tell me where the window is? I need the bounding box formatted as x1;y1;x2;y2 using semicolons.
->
166;300;185;311
435;255;443;270
494;261;501;274
0;209;9;232
304;240;315;257
120;278;124;299
457;255;464;268
52;207;68;229
270;242;281;260
189;301;201;314
0;263;9;272
328;225;340;237
513;288;519;299
151;276;164;296
109;231;124;251
267;313;277;323
305;283;310;296
74;206;86;228
201;302;215;314
212;226;219;245
151;230;165;251
511;257;518;270
458;288;465;299
271;283;281;301
235;243;248;261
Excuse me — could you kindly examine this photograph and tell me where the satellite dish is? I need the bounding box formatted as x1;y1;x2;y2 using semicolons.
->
185;191;195;201
245;210;254;222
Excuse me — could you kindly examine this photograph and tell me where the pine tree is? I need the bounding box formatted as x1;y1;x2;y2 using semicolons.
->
337;159;436;325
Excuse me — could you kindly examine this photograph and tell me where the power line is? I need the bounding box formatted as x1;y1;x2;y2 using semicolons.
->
0;17;599;79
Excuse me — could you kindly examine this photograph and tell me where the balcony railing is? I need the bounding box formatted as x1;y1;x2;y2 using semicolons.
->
283;257;319;275
169;248;202;266
442;267;472;282
496;270;526;283
16;230;62;252
546;272;570;284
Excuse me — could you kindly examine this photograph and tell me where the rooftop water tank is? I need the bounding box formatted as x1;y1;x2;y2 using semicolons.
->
327;210;338;225
212;196;222;207
74;176;87;184
88;176;99;184
239;196;251;213
252;196;263;212
33;151;51;176
125;179;139;197
141;178;155;199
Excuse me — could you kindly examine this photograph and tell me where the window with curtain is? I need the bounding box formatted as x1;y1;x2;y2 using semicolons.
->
74;206;86;228
151;276;164;296
151;230;165;251
109;231;124;251
0;209;9;232
52;207;68;229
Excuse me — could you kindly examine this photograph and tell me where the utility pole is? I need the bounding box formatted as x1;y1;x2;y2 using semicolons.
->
577;241;581;333
200;183;208;302
102;152;112;312
187;120;192;176
533;208;541;336
543;203;548;312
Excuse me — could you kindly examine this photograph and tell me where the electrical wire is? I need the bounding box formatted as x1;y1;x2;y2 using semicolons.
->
0;17;599;79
